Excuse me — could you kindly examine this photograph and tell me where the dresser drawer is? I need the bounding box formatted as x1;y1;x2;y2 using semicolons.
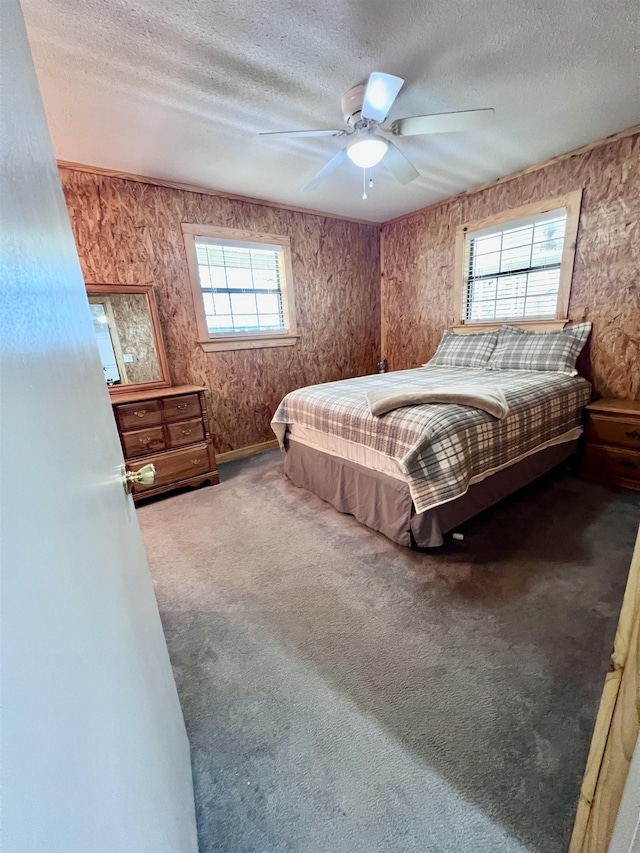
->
586;415;640;450
121;426;166;458
163;393;201;422
130;443;211;492
166;418;205;448
116;400;162;431
583;444;640;485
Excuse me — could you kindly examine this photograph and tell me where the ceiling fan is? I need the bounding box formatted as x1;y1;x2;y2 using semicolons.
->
259;72;494;195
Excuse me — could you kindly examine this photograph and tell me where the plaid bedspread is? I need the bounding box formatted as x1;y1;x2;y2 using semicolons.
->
271;366;591;513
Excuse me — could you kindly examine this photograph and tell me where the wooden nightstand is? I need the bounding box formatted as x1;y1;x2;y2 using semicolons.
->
581;399;640;492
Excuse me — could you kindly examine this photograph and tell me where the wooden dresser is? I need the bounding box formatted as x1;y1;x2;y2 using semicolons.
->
581;398;640;492
112;385;219;500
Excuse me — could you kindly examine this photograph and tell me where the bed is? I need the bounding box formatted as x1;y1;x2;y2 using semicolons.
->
271;326;592;547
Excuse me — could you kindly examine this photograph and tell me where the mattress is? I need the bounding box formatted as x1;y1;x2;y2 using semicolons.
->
288;421;584;485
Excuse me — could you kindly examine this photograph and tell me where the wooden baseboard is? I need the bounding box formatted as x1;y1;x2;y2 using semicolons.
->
216;439;279;464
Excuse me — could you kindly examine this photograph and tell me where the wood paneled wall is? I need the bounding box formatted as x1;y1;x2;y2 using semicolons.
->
381;132;640;400
60;169;380;452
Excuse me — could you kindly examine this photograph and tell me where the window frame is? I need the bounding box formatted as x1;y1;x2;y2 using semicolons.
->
182;223;299;352
452;190;583;333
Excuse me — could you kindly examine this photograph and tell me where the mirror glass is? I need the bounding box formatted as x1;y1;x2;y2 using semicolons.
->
88;292;162;387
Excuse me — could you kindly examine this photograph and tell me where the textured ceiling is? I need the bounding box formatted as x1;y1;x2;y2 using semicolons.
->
22;0;640;223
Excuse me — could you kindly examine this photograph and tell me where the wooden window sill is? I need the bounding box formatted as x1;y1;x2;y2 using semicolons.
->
451;320;568;334
199;334;299;353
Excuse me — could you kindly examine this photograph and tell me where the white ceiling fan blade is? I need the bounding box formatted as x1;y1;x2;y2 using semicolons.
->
361;72;404;123
302;149;348;193
381;141;420;185
258;129;345;139
391;108;495;137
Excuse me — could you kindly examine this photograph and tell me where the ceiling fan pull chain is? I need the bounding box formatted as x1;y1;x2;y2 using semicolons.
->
369;170;374;188
362;168;368;200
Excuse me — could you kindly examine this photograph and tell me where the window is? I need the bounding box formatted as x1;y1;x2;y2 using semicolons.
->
454;191;582;329
465;209;566;322
195;240;285;334
182;224;298;352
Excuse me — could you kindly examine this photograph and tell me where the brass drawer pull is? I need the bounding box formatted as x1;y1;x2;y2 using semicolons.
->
181;428;193;436
177;403;188;411
139;436;152;445
191;458;201;465
134;409;147;418
624;429;640;440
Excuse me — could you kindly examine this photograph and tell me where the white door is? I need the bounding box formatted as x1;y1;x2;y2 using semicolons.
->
0;3;198;851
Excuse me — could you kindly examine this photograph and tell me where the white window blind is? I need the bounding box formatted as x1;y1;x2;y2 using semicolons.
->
194;237;286;335
463;209;567;323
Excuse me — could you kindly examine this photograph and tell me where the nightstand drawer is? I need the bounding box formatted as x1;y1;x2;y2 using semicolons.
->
583;444;640;486
122;426;166;458
586;415;640;450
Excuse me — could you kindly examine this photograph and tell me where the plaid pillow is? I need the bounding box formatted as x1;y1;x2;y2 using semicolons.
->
427;329;499;368
487;323;592;375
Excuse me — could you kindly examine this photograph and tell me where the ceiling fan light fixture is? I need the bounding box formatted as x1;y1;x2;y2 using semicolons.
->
346;135;388;169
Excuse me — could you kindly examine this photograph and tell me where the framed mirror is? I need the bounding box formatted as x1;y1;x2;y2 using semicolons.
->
86;284;171;396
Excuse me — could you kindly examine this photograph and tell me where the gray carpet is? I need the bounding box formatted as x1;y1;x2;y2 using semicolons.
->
137;451;639;853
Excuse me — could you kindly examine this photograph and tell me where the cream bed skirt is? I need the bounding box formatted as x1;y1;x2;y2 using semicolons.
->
283;433;582;548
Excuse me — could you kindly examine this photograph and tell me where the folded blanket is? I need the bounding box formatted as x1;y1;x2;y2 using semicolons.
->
366;385;509;419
